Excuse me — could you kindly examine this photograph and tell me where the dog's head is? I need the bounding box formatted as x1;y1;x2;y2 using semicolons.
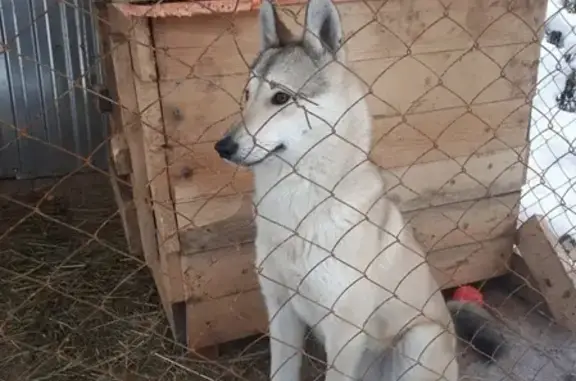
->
214;0;350;167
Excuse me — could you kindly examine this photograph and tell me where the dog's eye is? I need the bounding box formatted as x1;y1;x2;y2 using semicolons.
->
271;92;291;106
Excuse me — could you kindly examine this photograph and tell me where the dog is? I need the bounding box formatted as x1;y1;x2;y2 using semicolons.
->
214;0;507;380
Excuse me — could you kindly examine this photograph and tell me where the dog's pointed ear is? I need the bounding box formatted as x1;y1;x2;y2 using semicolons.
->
260;0;293;50
302;0;343;56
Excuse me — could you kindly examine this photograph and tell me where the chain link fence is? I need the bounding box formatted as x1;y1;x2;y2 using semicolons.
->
2;0;576;380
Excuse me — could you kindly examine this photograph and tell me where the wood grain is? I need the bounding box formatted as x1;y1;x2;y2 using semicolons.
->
106;6;175;321
180;235;512;304
171;147;525;235
177;191;519;255
152;0;544;79
182;234;513;349
119;10;185;303
158;77;530;176
186;289;268;350
516;215;576;331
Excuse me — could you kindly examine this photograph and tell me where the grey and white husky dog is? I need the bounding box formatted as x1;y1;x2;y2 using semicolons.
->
214;0;507;380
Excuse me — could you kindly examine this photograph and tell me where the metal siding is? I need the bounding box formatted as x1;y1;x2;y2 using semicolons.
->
0;0;107;180
0;3;19;178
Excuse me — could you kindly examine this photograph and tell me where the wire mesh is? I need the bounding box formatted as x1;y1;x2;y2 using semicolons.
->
2;0;576;380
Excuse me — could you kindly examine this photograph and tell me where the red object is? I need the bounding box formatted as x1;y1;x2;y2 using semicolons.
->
452;285;484;306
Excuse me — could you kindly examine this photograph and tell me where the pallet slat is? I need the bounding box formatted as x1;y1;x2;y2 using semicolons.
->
516;215;576;330
177;191;519;255
171;148;525;235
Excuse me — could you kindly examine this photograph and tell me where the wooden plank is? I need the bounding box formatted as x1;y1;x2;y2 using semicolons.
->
107;158;142;256
182;235;513;349
107;6;169;303
177;191;519;255
379;148;527;211
182;243;257;302
186;289;268;350
501;252;550;313
428;236;513;289
109;131;132;176
171;146;524;229
155;48;538;119
177;194;255;251
106;9;189;343
516;215;576;330
97;5;140;253
406;192;519;252
370;100;529;168
128;18;158;83
107;111;133;176
180;235;512;304
158;72;529;171
125;16;185;304
152;0;543;79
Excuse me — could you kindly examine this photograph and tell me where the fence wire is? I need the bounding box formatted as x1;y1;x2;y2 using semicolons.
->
2;0;576;380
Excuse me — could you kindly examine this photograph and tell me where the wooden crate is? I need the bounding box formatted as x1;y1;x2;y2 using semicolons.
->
102;0;547;351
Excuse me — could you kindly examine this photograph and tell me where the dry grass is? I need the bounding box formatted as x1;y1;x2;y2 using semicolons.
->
0;172;282;381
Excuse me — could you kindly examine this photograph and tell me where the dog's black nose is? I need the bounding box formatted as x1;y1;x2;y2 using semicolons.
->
214;136;239;159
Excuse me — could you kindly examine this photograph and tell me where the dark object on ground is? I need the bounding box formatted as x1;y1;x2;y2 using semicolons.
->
447;300;508;362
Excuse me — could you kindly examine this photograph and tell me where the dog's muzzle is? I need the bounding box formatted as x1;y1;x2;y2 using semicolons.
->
214;135;239;160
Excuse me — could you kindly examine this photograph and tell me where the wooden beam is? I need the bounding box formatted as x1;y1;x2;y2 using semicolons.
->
516;215;576;330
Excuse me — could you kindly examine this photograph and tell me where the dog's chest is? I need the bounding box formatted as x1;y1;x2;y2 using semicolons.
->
254;209;381;329
252;174;396;327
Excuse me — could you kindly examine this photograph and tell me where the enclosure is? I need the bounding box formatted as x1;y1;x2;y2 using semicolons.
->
2;0;576;380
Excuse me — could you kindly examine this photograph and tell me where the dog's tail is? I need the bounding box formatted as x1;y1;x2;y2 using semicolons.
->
446;300;508;362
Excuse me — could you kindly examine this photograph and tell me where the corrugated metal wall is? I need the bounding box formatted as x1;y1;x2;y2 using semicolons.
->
0;0;107;180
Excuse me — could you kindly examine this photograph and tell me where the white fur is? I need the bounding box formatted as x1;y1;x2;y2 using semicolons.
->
218;1;462;380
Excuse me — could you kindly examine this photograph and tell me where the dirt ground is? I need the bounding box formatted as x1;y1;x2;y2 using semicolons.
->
1;173;576;381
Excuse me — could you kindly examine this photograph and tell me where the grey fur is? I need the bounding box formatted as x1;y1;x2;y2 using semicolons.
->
249;0;344;100
446;300;508;362
302;0;343;55
250;44;328;98
259;0;294;50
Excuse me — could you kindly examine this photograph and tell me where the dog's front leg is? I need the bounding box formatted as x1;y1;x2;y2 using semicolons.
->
391;323;459;381
262;285;306;381
325;327;367;381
